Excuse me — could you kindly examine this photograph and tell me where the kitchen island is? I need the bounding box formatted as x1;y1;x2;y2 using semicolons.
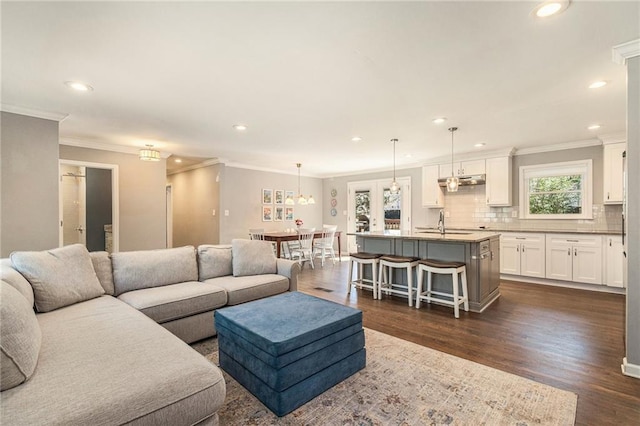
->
351;230;501;313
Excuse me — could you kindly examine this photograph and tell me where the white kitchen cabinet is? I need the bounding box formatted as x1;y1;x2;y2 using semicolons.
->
500;233;545;278
545;235;603;285
605;235;625;288
438;159;485;178
421;165;444;208
485;156;512;206
603;143;626;205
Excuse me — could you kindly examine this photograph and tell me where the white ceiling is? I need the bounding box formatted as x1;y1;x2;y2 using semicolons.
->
2;1;638;177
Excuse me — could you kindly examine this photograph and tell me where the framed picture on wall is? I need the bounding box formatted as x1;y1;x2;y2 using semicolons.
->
274;206;284;221
262;189;273;204
274;189;284;205
262;206;273;222
284;207;294;221
285;190;294;204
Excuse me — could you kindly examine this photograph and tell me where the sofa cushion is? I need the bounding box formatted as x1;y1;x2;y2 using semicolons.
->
117;281;227;323
198;244;233;280
0;296;226;425
0;281;42;391
90;251;114;295
231;239;277;277
204;274;289;305
10;244;105;313
1;258;35;307
111;246;198;296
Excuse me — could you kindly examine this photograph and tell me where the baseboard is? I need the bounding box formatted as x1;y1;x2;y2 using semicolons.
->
622;358;640;379
500;274;626;294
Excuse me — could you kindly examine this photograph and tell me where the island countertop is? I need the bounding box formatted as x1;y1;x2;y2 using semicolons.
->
349;230;501;243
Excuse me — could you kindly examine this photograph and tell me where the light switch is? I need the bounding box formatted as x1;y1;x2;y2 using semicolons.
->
224;210;229;216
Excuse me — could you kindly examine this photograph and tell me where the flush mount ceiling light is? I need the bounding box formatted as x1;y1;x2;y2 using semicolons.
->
589;81;608;89
288;163;315;205
446;127;459;193
233;124;247;131
389;138;400;194
139;144;161;161
474;142;486;148
432;117;447;124
588;124;601;130
64;81;93;92
174;158;182;163
351;136;363;142
533;1;570;18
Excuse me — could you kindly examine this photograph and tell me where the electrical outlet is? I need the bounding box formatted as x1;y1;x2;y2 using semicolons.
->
224;210;229;216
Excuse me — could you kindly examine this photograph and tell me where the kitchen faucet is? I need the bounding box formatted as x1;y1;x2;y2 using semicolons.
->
438;209;445;234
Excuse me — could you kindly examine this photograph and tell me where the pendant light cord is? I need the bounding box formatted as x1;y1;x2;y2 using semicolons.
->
449;127;457;175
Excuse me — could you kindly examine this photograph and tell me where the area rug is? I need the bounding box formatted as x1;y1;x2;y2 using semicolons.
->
192;328;577;425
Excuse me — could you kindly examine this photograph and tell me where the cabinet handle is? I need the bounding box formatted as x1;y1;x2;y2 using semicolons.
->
515;237;526;240
522;245;525;253
574;248;577;256
566;239;579;243
607;192;610;200
609;239;612;247
487;198;489;204
517;246;519;252
568;248;571;255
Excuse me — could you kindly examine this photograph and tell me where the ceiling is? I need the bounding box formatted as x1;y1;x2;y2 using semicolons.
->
2;1;638;177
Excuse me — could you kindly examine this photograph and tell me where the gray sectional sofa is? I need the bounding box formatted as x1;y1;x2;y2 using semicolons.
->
0;239;300;425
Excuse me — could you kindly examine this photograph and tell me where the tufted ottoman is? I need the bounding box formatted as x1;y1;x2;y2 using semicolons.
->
214;291;365;416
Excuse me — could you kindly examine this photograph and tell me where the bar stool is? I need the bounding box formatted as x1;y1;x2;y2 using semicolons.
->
415;259;469;318
347;252;382;299
377;255;420;306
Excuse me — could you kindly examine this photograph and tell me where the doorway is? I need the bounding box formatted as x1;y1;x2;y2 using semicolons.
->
346;177;412;252
59;160;119;252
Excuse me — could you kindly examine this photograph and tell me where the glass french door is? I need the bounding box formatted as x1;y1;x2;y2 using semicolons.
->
347;177;411;252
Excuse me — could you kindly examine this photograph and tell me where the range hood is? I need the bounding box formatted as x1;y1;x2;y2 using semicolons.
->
438;174;486;187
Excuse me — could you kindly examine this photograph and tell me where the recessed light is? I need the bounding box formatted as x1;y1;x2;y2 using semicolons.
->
432;117;447;124
474;143;486;148
589;81;607;89
587;124;601;130
233;124;247;131
533;1;570;18
174;158;182;163
351;136;362;142
64;81;93;92
405;154;412;158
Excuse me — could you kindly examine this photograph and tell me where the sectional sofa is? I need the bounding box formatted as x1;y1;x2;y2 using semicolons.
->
0;239;300;425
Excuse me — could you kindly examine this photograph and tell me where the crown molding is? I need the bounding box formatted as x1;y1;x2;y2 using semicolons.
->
599;132;626;145
513;139;601;156
167;158;222;175
1;104;69;122
422;147;516;166
223;161;321;178
60;137;171;158
612;39;640;65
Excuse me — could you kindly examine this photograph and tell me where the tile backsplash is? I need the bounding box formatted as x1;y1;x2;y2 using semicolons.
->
427;185;622;233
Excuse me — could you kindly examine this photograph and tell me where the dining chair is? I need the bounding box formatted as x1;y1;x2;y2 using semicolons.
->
312;225;337;266
248;228;265;240
290;228;316;269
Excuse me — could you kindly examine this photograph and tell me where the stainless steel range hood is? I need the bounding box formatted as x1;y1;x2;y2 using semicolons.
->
438;174;486;187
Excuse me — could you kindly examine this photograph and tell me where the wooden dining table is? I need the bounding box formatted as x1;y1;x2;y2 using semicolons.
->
263;230;342;259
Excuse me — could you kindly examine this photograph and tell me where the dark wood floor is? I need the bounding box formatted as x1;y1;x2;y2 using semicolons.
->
296;260;640;426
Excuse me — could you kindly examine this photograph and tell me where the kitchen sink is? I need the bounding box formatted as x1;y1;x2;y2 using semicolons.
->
416;230;472;235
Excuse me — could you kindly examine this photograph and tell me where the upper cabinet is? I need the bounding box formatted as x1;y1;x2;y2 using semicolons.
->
485;156;512;206
603;142;626;204
421;165;444;208
438;159;485;178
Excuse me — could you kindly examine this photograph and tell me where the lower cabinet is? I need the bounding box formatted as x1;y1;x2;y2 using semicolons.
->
605;235;625;288
545;235;603;285
500;233;545;278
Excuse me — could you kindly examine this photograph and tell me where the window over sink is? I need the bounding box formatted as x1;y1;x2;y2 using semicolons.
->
519;160;592;219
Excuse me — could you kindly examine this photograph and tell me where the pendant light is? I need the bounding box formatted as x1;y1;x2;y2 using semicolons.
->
292;163;315;205
446;127;459;192
139;144;161;161
389;138;400;194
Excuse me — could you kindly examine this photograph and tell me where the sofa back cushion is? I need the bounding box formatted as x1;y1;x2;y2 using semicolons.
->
89;251;114;295
1;258;35;308
0;281;42;391
111;246;198;296
197;245;233;280
232;239;277;277
10;244;105;313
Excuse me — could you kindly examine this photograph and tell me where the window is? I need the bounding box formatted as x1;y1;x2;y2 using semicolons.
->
519;160;592;219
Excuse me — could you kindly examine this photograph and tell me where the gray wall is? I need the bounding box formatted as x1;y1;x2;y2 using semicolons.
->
86;168;112;252
625;56;639;370
219;166;323;244
1;112;59;256
59;145;167;251
166;163;221;247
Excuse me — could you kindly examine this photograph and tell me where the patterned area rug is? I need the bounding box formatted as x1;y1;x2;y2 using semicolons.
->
192;328;577;425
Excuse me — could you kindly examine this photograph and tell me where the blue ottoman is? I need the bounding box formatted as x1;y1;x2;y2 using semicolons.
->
214;292;366;416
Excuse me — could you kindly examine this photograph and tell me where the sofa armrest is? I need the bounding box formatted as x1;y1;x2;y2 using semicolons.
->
276;258;301;292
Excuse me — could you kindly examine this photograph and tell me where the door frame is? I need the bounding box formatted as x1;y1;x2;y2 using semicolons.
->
166;184;173;248
58;160;120;253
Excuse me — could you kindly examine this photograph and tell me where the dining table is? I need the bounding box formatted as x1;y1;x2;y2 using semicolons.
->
263;230;342;259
